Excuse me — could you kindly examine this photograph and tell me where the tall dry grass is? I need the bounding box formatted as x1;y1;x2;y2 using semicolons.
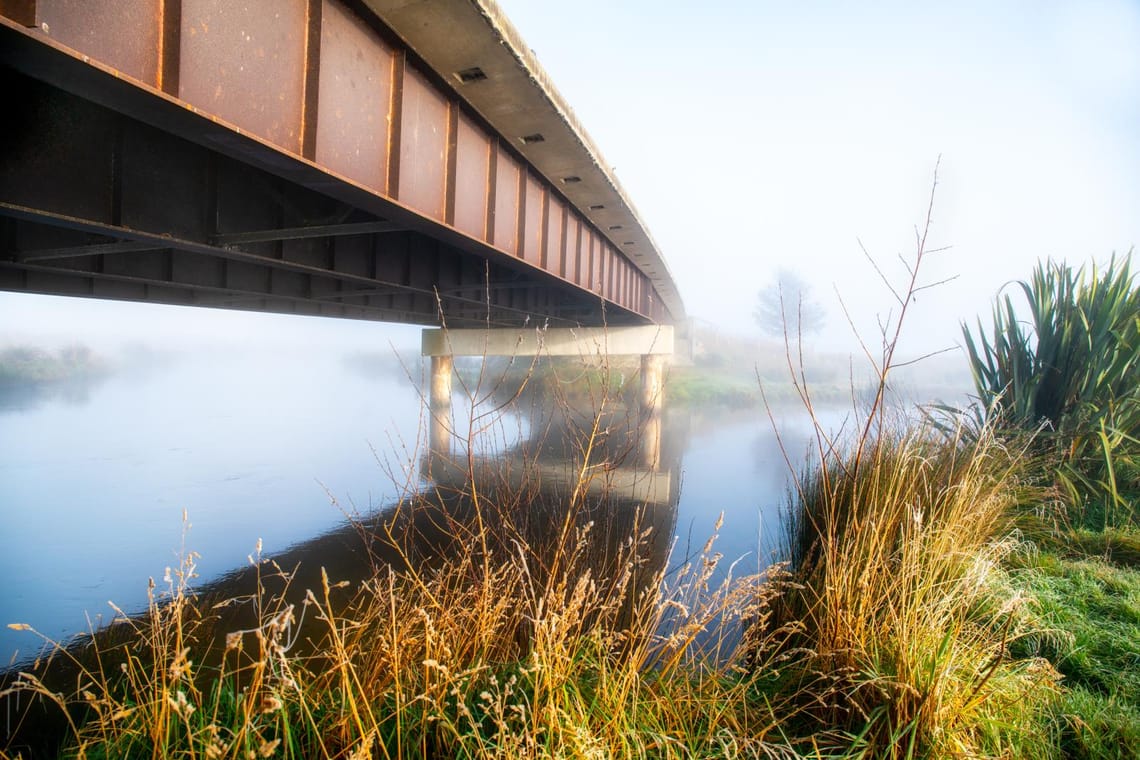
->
761;162;1060;757
776;419;1059;757
2;169;1071;758
2;351;804;760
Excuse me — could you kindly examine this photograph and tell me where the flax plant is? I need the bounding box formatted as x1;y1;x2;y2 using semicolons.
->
962;253;1140;527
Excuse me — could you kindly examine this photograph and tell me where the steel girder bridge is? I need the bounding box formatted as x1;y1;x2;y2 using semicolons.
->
0;0;684;331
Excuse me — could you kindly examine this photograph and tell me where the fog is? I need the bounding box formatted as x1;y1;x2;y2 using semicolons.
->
3;0;1139;365
496;0;1140;356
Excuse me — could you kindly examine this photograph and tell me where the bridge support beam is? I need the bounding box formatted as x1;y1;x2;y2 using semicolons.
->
429;355;454;455
638;354;665;470
422;325;673;457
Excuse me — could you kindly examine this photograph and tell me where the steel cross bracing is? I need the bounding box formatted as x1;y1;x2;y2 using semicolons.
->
0;0;683;329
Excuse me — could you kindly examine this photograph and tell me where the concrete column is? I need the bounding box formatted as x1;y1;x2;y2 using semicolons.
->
638;354;665;470
638;413;662;471
429;355;453;453
640;354;665;419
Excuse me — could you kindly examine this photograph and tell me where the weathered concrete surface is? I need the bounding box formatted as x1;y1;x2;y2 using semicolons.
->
424;451;674;506
429;355;455;453
421;325;675;357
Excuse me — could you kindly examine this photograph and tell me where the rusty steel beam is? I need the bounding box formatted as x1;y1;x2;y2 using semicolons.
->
0;71;648;329
0;200;579;328
0;0;677;325
18;240;165;263
212;221;406;245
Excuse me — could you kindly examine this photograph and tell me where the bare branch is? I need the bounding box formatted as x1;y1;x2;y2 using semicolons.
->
892;345;958;369
859;238;905;306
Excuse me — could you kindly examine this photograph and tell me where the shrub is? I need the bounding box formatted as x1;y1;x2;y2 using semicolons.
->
962;254;1140;528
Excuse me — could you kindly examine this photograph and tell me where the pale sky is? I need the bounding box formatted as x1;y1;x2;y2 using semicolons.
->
2;0;1139;356
493;0;1140;352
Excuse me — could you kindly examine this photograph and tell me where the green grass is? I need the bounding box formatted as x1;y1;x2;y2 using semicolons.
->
1008;538;1140;759
664;367;758;408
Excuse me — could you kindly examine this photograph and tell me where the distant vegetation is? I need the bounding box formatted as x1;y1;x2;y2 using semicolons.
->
671;327;970;411
0;344;107;385
753;267;826;339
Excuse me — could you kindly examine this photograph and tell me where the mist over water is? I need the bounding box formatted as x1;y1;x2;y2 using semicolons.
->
0;347;428;662
0;339;853;668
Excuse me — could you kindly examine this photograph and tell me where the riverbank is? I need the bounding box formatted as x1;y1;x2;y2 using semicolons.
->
0;344;110;411
0;345;106;385
4;407;1132;759
6;250;1140;756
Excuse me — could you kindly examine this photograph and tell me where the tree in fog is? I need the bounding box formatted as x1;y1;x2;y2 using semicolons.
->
754;268;825;339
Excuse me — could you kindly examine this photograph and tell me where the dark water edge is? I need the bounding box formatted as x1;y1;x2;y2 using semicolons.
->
0;343;971;754
0;399;685;756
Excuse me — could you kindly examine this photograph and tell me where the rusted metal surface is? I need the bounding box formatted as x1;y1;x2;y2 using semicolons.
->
452;111;489;240
0;0;676;327
397;66;447;221
492;146;519;255
565;218;579;283
315;0;393;192
36;0;162;86
179;0;309;153
522;173;542;266
0;73;615;328
362;0;683;323
0;0;34;26
545;196;564;278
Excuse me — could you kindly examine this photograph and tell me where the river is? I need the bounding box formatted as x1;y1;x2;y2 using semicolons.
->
0;349;826;667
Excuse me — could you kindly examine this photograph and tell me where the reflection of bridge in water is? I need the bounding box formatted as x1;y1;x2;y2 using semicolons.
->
1;401;682;756
226;400;679;627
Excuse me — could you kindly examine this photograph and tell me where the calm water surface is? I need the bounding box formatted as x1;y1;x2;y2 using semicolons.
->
0;351;824;665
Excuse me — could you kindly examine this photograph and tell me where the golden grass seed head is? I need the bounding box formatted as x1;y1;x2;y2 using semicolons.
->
225;631;243;652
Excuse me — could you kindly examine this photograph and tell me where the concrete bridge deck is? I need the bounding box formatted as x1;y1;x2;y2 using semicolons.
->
0;0;683;329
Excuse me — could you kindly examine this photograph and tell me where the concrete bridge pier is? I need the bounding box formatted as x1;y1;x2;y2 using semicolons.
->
429;355;455;455
638;354;666;470
423;326;673;458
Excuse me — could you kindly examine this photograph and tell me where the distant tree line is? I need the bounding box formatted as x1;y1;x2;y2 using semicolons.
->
0;344;106;384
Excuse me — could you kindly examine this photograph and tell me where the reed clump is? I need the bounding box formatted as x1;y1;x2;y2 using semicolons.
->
773;419;1059;757
751;162;1062;757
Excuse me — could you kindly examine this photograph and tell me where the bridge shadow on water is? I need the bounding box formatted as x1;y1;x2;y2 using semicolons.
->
1;394;688;757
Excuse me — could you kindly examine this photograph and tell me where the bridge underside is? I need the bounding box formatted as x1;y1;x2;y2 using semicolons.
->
1;72;636;329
